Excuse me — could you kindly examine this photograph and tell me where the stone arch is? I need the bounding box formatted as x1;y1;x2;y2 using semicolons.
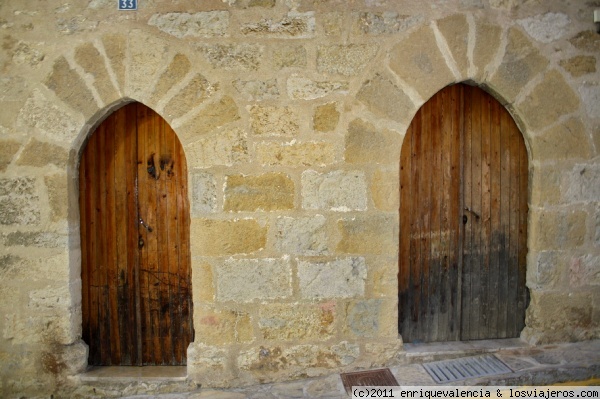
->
357;16;591;344
41;30;239;374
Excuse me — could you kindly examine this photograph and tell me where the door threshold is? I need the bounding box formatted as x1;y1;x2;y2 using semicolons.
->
80;366;187;382
403;338;530;362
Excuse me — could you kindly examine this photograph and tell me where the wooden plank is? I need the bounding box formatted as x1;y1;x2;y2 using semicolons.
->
399;121;413;340
164;122;180;365
125;103;141;365
176;129;193;364
156;112;173;365
448;84;463;341
507;111;521;337
80;131;92;362
479;89;492;339
488;96;502;339
408;106;422;342
419;93;433;342
461;85;474;340
136;104;152;365
114;106;132;364
103;111;121;365
517;125;529;335
428;89;442;342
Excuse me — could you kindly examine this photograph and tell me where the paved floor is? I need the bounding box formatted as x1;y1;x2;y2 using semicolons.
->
97;339;600;398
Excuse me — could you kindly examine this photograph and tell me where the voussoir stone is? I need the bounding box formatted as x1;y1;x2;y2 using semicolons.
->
74;42;119;105
356;73;415;124
437;14;469;76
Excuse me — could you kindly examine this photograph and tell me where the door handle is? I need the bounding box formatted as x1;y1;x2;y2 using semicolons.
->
138;235;144;249
139;217;153;232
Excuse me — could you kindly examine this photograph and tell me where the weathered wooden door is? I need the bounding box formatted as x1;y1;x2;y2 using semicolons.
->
80;102;193;365
398;84;528;343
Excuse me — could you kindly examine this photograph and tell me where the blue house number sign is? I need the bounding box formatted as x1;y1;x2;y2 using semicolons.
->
119;0;137;10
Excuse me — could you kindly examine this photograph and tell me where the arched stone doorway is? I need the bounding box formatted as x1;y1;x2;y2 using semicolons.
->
398;83;529;343
79;102;193;365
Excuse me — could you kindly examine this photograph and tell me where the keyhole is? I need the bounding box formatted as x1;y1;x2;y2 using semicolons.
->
463;215;468;224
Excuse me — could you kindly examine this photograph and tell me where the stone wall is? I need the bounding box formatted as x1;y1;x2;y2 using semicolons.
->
0;0;598;396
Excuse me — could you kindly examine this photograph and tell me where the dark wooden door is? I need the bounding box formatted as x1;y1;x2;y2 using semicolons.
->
398;84;528;343
80;102;193;365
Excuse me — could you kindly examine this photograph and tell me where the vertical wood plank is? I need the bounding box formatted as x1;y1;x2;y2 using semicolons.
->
488;95;502;338
498;100;511;339
399;122;413;340
408;106;422;341
479;89;492;339
517;127;529;334
461;85;473;340
176;130;193;364
429;90;442;342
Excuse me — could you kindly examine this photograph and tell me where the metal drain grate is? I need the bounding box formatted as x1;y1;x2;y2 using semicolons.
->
341;368;399;394
423;354;512;383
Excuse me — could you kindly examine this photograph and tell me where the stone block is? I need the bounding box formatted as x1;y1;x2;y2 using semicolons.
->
353;11;423;35
345;118;400;165
337;215;397;255
301;170;367;211
2;231;66;248
371;169;399;212
256;141;338;167
44;56;97;118
238;341;359;374
192;261;215;303
0;140;21;172
16;90;81;144
313;102;339;132
529;209;586;250
195;307;253;345
274;215;329;256
0;178;40;226
286;77;349;100
437;14;469;76
524;290;593;343
163;73;217;119
489;28;549;102
150;53;191;104
272;45;307;69
297;257;366;299
564;163;600;203
527;251;565;289
101;34;126;90
127;31;170;98
517;13;570;44
472;21;502;79
388;25;455;101
530;164;562;206
186;128;248;168
367;258;398;297
28;283;71;311
16;139;68;168
258;302;335;340
321;12;343;36
148;11;230;38
224;173;295;212
199;43;263;71
519;70;580;132
44;173;68;222
317;44;378;76
190;218;267;255
248;105;299;136
356;73;415;124
579;82;600;118
344;299;382;337
74;42;119;105
569;254;600;288
180;96;240;142
215;257;292;302
0;252;69;283
191;171;217;215
233;79;279;101
240;12;315;38
531;118;592;161
559;56;596;77
568;31;600;53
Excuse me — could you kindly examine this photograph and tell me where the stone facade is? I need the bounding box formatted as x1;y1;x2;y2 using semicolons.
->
0;0;598;397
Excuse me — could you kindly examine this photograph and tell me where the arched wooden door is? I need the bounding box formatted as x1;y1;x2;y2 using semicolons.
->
398;84;528;343
79;102;193;365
